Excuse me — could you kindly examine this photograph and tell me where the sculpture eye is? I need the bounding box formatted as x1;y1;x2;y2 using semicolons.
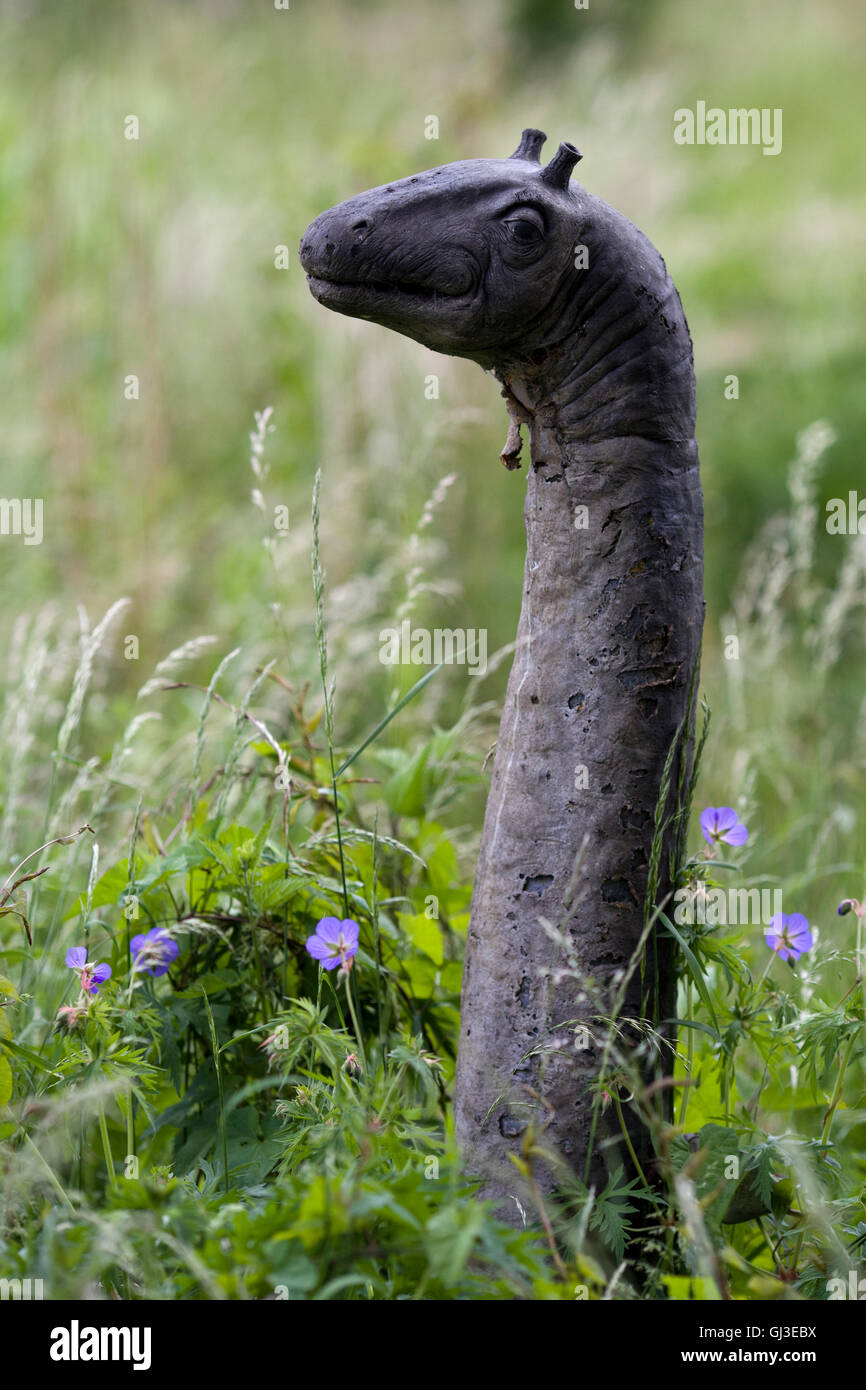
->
503;216;543;244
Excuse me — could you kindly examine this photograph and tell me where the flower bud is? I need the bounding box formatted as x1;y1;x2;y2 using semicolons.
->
55;1004;87;1033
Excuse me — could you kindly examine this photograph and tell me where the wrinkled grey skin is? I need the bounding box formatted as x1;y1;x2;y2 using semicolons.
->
300;131;704;1207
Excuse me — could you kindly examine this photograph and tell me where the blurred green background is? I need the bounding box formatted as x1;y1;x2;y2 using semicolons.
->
1;0;865;940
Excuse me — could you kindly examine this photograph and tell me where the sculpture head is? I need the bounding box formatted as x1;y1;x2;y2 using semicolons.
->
300;130;696;443
298;130;584;368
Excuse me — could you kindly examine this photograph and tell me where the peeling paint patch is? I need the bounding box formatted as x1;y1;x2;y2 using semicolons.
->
499;1114;527;1138
522;873;554;896
602;877;634;906
591;576;623;618
617;662;681;691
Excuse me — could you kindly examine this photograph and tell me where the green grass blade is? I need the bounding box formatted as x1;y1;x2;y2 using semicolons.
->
336;663;443;778
660;911;721;1039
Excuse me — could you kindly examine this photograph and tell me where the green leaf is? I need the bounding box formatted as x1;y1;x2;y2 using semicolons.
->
400;912;443;965
660;912;720;1037
424;1202;486;1283
383;745;431;818
62;860;130;919
175;969;239;999
416;824;459;896
0;1037;64;1078
0;1052;12;1108
402;957;437;999
136;840;213;891
588;1165;642;1259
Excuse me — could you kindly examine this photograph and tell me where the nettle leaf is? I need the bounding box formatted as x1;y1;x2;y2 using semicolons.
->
63;860;129;919
399;911;443;965
174;969;239;1000
381;745;431;817
234;820;272;874
415;823;459;896
193;836;239;880
439;961;462;993
255;871;309;913
136;841;213;892
424;1202;486;1283
402;957;437;999
268;1248;318;1294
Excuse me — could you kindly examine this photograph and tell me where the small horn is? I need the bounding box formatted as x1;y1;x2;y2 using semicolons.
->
540;141;582;189
510;128;547;162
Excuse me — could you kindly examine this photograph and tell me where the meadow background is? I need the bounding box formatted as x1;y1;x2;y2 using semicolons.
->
1;0;865;1299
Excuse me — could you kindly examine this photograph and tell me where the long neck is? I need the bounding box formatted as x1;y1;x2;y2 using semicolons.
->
454;202;704;1203
500;189;698;447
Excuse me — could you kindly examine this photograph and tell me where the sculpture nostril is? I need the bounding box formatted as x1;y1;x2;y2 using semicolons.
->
324;241;336;258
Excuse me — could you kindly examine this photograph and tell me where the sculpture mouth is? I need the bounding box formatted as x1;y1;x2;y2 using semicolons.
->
306;273;470;311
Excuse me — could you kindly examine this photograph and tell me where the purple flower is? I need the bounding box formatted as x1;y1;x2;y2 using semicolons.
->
130;927;180;977
700;806;749;849
65;946;112;995
765;912;813;963
305;916;359;971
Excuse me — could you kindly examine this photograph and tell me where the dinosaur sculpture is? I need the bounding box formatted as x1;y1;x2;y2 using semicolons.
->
300;130;704;1203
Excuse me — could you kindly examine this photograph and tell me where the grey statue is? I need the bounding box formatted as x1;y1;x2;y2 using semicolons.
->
300;130;704;1205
